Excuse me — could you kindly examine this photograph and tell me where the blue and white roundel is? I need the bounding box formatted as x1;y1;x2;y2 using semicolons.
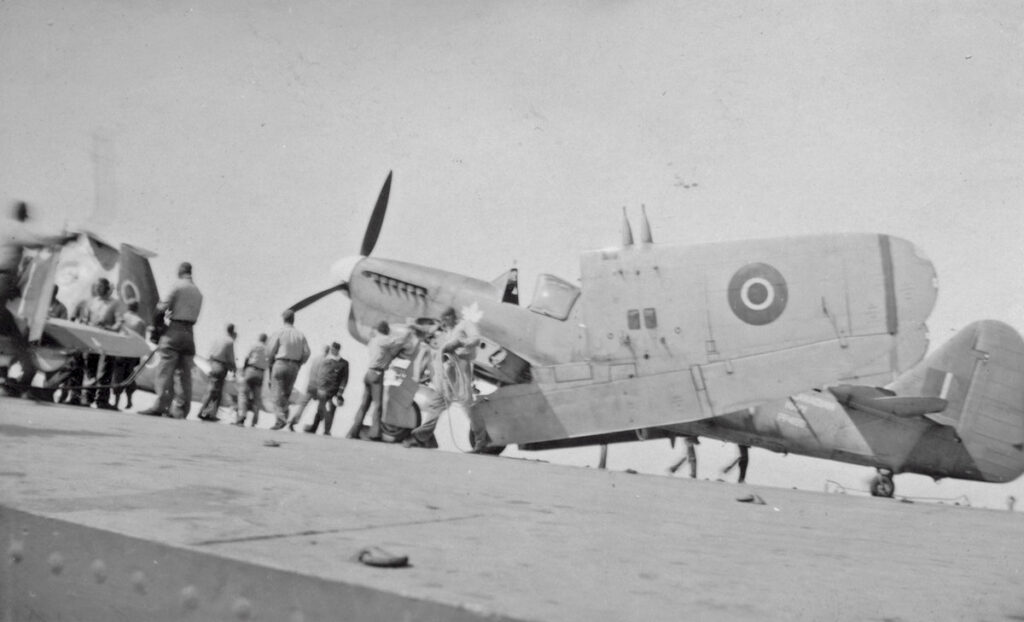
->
728;263;788;325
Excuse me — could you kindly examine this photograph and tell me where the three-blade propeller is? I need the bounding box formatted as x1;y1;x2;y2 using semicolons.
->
287;170;393;313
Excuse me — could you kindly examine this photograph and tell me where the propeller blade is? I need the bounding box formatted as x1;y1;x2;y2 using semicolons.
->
288;283;349;313
360;171;392;256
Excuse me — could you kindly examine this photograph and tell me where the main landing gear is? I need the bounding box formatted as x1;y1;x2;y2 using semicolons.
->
869;468;895;498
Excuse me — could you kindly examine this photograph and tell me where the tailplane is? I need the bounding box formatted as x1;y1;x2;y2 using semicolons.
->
890;320;1024;482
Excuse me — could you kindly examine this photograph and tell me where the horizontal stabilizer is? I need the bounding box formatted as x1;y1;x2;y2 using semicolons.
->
828;384;948;418
862;396;949;418
44;319;150;358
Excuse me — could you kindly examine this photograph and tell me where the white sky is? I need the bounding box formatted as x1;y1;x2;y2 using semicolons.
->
2;1;1023;508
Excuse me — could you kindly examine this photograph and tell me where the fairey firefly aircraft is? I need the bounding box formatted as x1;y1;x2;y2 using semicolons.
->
1;232;156;386
291;172;939;454
1;232;247;410
528;320;1024;497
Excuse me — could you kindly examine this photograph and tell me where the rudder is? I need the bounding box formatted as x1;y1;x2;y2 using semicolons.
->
891;320;1024;483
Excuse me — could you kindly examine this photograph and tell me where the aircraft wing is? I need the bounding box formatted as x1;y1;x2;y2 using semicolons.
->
42;319;150;358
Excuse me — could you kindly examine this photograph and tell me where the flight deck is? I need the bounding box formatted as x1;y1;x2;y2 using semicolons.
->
2;398;1022;621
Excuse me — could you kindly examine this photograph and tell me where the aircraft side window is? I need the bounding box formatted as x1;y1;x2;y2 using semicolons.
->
643;307;657;329
627;309;641;330
528;274;581;321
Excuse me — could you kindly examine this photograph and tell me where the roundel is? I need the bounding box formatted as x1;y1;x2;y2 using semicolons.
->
120;280;140;305
727;262;788;325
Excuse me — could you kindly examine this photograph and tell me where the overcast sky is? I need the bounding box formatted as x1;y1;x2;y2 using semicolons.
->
3;1;1023;508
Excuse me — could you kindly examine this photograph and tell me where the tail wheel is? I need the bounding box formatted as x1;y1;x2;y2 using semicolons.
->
870;471;895;498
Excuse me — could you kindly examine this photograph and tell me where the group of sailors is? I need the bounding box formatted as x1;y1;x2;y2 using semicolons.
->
127;259;490;451
2;198;490;451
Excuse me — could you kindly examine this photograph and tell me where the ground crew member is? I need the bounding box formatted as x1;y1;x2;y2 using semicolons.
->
345;321;406;441
668;436;699;479
287;344;329;431
723;444;750;484
198;323;237;421
305;341;348;435
83;277;122;409
405;308;489;451
266;309;310;430
138;262;203;418
111;300;147;410
234;333;268;427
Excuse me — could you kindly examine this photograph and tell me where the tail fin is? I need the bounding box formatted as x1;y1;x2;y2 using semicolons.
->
118;244;160;326
890;320;1024;483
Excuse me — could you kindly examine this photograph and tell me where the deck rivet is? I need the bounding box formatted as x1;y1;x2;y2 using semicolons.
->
232;597;252;620
181;585;199;610
91;559;107;583
48;552;64;575
131;570;147;594
8;540;24;564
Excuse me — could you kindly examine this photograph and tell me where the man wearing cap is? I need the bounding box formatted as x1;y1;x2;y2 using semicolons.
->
266;309;310;430
197;323;237;422
305;341;348;435
405;307;489;451
138;262;203;418
234;332;268;426
83;277;123;409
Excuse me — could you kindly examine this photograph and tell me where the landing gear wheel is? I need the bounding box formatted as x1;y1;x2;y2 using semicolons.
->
380;403;422;443
870;470;895;498
468;429;506;456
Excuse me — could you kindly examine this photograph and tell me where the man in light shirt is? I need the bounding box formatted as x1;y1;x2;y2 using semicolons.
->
287;344;329;431
234;333;268;427
266;309;310;430
197;323;237;422
138;262;203;418
83;277;123;409
345;321;407;441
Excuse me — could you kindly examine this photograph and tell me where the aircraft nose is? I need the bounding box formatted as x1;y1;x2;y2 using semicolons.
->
330;255;364;285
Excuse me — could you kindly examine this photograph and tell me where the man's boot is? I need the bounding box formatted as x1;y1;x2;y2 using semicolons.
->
304;412;322;434
323;410;334;436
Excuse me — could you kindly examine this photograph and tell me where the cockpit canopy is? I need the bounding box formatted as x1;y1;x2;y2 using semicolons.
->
528;274;580;321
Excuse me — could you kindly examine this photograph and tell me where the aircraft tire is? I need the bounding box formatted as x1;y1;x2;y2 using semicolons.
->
380;403;422;442
869;473;895;498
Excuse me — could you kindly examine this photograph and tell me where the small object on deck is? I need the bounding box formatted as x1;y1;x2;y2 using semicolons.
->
356;547;410;568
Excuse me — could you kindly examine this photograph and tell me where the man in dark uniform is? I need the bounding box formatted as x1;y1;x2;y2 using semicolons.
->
138;262;203;418
304;341;348;435
112;300;147;410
